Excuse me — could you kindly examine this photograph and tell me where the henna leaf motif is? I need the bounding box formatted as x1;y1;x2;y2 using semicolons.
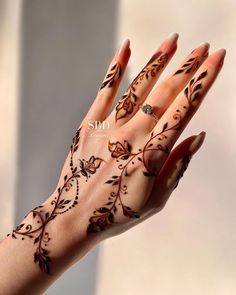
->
100;63;122;90
70;127;82;154
184;70;207;106
34;248;51;275
105;175;120;185
174;57;201;75
122;206;140;219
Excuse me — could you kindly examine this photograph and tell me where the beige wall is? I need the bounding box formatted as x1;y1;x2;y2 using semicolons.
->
97;1;236;294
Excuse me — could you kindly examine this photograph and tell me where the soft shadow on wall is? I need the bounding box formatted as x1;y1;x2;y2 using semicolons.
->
16;1;119;294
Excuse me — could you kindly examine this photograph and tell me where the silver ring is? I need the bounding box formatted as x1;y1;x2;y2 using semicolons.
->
139;104;159;122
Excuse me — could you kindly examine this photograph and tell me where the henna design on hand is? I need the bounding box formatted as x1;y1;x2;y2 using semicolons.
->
184;70;207;108
173;155;191;189
174;56;201;75
115;52;168;121
87;132;170;234
99;62;122;90
8;127;104;274
87;70;208;234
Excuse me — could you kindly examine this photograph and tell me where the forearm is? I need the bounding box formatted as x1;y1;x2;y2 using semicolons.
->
0;190;100;295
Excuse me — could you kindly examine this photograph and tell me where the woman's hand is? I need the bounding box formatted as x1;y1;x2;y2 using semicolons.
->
1;33;225;294
52;33;224;238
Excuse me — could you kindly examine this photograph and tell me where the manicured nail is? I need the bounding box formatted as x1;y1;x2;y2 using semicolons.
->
166;32;179;42
191;42;210;56
215;48;226;68
118;38;130;59
163;32;179;55
189;131;206;155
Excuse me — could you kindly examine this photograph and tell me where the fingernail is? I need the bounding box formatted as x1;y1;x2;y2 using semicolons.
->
189;131;206;155
215;48;226;68
166;32;179;42
118;38;130;59
191;42;210;56
163;32;179;55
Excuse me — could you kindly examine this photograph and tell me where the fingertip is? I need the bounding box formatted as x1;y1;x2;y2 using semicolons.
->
166;32;179;42
158;32;179;55
206;48;227;68
191;42;210;58
117;38;131;60
189;131;206;155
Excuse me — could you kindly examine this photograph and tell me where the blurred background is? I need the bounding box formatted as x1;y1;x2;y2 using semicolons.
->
0;0;235;294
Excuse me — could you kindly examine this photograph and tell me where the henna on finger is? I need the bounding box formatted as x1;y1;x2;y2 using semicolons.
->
87;70;208;234
174;56;201;75
174;43;209;76
115;52;168;121
99;62;122;90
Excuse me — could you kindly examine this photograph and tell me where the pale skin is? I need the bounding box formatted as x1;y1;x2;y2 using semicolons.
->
0;32;226;294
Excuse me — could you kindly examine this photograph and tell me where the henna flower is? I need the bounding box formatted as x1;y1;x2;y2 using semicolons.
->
87;214;111;233
108;140;132;159
115;95;134;120
80;156;104;178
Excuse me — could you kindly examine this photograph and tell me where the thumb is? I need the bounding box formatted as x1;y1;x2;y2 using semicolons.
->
160;131;206;192
144;131;206;213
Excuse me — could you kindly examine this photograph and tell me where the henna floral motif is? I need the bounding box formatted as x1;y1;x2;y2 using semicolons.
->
9;127;104;274
99;62;122;90
87;70;208;234
108;140;133;159
115;52;168;121
79;156;104;181
174;56;201;75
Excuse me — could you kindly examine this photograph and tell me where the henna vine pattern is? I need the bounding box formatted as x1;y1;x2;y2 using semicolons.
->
115;52;168;121
100;62;122;90
174;56;201;75
8;127;104;274
87;70;208;233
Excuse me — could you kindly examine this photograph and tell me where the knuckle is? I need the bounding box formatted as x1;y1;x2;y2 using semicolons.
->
158;79;176;97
